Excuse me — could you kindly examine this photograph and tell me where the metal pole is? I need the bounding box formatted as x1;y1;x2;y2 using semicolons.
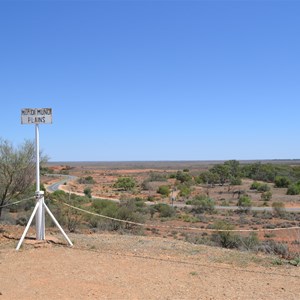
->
35;124;45;240
36;124;40;192
17;108;73;250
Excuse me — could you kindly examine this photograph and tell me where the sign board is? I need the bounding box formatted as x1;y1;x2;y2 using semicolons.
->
21;108;52;124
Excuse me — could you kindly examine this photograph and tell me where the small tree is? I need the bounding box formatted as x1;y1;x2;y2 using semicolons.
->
175;171;193;184
224;160;241;178
84;187;92;198
196;171;219;186
0;139;48;218
210;164;230;185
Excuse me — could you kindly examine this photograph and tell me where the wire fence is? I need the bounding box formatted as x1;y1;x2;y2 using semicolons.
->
56;199;300;233
0;197;35;209
0;196;300;234
0;196;299;261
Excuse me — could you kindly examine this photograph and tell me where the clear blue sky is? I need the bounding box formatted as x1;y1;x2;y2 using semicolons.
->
0;0;299;161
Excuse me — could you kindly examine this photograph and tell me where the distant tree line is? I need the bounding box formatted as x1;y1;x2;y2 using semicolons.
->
195;160;300;195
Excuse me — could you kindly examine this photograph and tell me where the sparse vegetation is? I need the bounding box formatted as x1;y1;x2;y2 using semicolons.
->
78;176;96;184
1;160;300;260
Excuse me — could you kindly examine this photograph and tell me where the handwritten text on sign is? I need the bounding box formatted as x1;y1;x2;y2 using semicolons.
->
21;108;52;124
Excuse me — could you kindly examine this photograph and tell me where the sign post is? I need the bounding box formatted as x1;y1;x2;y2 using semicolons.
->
16;108;73;250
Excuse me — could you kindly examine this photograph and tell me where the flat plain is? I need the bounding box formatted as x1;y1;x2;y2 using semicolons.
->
1;160;300;299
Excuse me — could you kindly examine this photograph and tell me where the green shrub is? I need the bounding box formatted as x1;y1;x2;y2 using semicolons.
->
236;233;260;251
153;203;176;218
190;195;215;214
289;257;300;266
274;176;291;188
116;206;145;225
230;177;242;185
178;184;191;198
258;240;289;258
51;190;67;200
237;195;252;212
148;172;167;182
242;163;276;182
175;171;193;184
251;182;270;192
250;181;261;190
90;199;146;232
147;196;155;202
92;200;117;214
9;205;18;213
257;184;270;192
212;220;238;249
78;176;96;184
210;164;230;185
261;191;272;202
84;187;92;198
87;216;99;228
287;184;300;195
16;216;27;226
157;185;170;197
272;202;286;217
179;214;199;223
195;171;219;185
114;177;136;191
24;198;36;211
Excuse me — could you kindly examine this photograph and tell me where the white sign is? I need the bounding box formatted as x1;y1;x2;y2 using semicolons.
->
21;108;52;124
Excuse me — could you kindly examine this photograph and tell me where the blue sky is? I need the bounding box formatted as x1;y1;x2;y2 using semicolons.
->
0;0;299;161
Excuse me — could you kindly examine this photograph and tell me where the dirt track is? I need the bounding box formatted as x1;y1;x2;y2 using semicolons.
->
0;229;299;300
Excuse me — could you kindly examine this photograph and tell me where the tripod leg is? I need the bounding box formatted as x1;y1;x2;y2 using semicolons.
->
43;202;73;247
16;201;40;251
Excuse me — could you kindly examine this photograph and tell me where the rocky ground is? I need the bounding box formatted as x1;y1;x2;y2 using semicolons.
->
0;225;299;300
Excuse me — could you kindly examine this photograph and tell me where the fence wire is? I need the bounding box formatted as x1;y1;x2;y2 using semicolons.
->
0;197;35;209
54;199;300;233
